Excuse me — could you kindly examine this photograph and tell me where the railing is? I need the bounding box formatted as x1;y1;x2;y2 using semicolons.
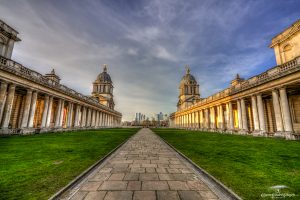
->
0;55;121;116
176;56;300;114
230;56;300;94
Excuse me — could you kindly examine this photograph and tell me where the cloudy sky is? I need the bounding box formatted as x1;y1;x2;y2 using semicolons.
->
1;0;299;121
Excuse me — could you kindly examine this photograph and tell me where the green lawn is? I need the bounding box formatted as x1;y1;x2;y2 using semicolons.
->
153;128;300;200
0;128;138;200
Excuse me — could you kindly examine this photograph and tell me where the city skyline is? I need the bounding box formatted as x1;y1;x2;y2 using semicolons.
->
1;0;299;121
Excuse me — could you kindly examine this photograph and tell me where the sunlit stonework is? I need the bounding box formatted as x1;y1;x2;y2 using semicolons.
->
0;20;122;135
170;19;300;140
177;65;201;110
92;64;115;109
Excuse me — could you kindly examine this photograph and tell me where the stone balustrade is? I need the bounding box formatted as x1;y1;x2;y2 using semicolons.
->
171;56;300;140
0;55;121;116
0;55;122;135
178;56;300;113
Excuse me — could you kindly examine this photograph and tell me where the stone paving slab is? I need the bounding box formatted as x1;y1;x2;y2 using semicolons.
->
67;128;222;200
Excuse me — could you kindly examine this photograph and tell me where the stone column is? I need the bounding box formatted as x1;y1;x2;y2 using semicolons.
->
90;110;94;127
74;105;80;127
28;91;38;128
279;88;293;132
272;90;284;133
21;89;32;128
196;111;199;128
199;110;203;129
219;105;224;130
58;100;65;127
106;114;109;127
105;113;108;127
96;111;99;127
237;100;243;130
95;111;99;127
41;95;50;128
0;81;8;124
186;114;189;128
228;102;234;130
241;98;248;132
94;110;97;127
67;103;73;128
106;113;109;127
216;106;220;129
210;107;215;130
103;113;106;127
86;108;90;127
81;106;87;127
257;94;266;133
191;113;193;128
46;96;53;128
95;111;98;127
205;108;209;129
55;99;62;127
98;111;101;127
225;103;229;130
251;95;260;131
99;112;103;127
1;84;15;128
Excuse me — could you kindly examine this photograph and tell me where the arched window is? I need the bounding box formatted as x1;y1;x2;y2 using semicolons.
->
184;86;188;94
283;44;293;62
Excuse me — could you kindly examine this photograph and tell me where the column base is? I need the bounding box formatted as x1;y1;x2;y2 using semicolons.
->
274;132;286;138
21;128;37;135
40;128;55;133
252;131;265;137
217;128;226;133
283;132;295;140
0;128;22;135
238;130;249;135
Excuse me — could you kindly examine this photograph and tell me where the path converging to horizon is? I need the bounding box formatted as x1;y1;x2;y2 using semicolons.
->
67;128;220;200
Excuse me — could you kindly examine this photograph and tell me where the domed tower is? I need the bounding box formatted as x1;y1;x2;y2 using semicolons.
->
177;65;200;110
92;64;115;109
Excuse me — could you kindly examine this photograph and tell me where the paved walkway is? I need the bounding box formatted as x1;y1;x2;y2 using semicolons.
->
68;128;220;200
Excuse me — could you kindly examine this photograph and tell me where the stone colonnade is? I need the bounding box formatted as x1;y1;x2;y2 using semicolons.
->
0;80;121;134
171;87;296;140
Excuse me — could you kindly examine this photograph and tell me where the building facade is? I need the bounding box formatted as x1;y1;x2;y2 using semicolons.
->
91;64;115;109
177;66;201;110
0;20;122;135
169;19;300;140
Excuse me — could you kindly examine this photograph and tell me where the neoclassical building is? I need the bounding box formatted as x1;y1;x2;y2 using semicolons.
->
169;19;300;140
0;20;122;135
177;66;201;110
91;64;115;110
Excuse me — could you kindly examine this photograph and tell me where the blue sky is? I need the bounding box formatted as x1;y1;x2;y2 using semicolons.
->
1;0;299;121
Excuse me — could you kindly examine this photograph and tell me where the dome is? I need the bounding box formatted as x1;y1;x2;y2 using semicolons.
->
180;66;197;86
95;64;112;83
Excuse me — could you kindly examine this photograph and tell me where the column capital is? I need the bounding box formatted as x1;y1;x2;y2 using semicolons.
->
279;86;287;91
9;83;16;88
1;81;8;86
271;87;281;92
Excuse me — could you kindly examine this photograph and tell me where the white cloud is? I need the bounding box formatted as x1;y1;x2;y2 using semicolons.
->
0;0;298;121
